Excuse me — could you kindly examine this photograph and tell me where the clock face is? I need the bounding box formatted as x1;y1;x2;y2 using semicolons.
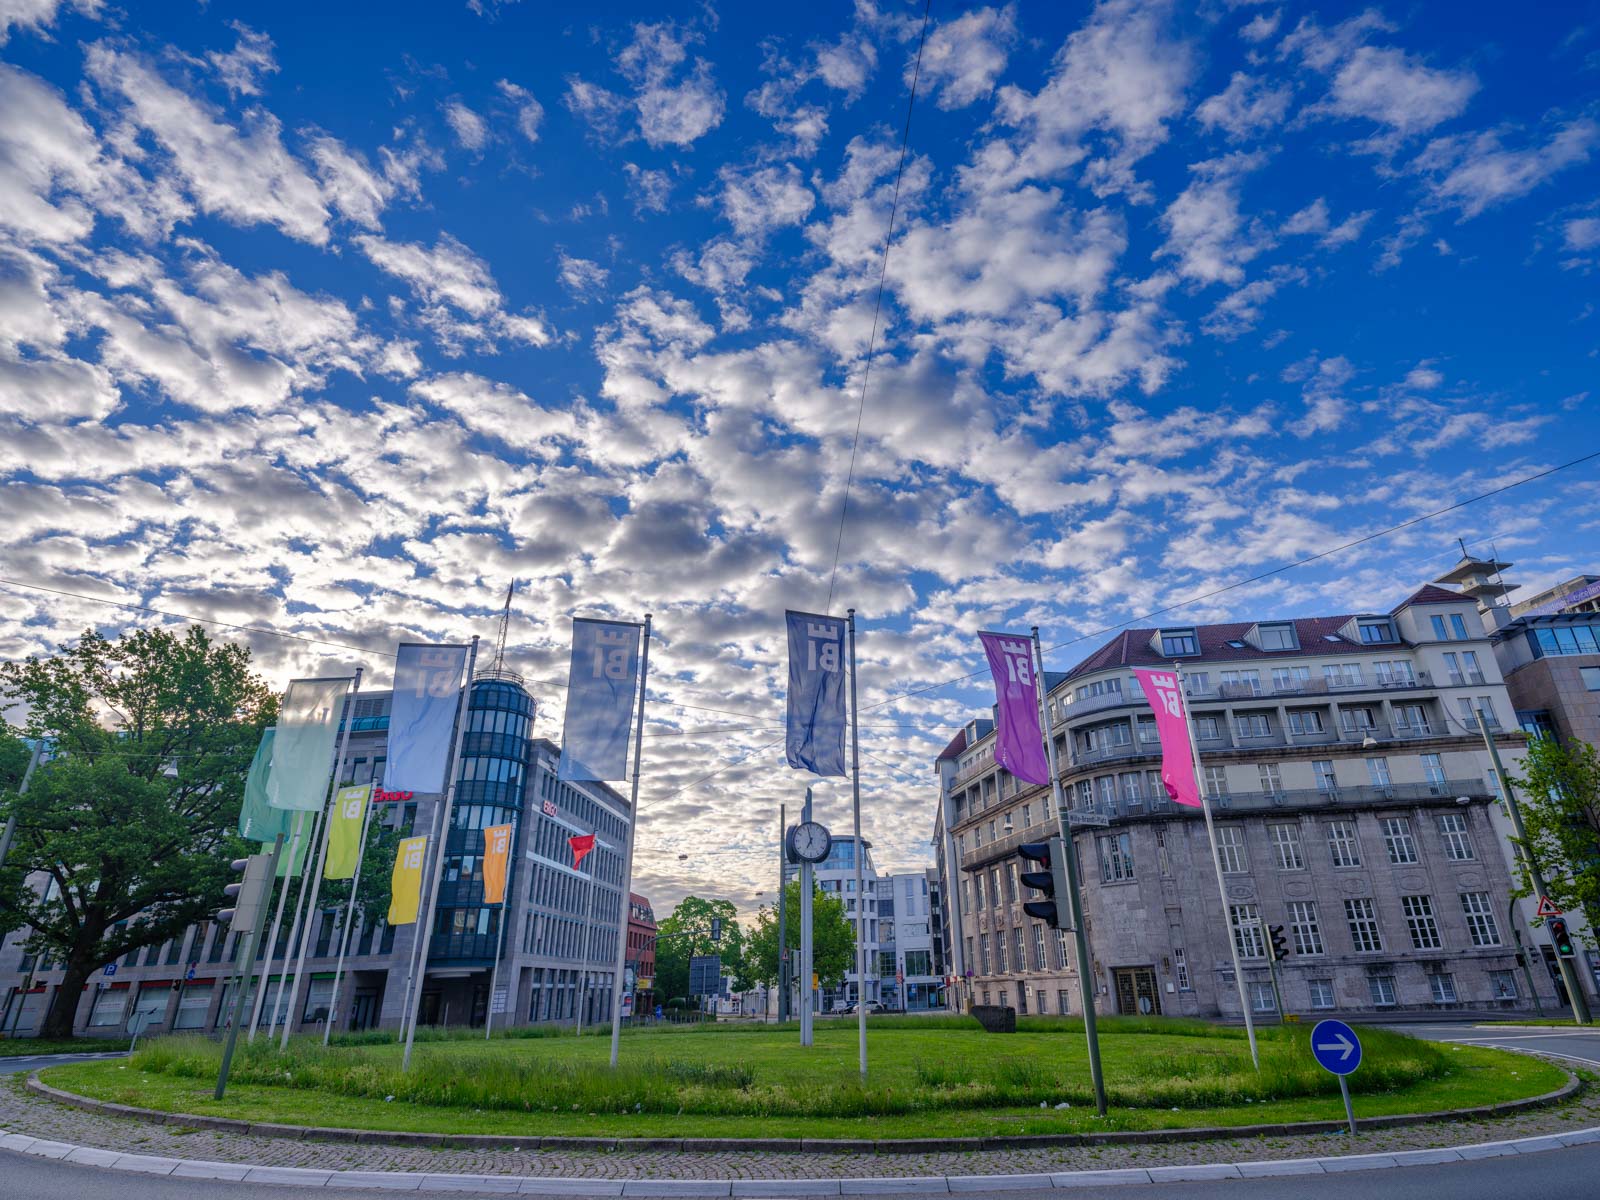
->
789;820;832;863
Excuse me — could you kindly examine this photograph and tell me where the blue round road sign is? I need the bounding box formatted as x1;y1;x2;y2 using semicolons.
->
1310;1018;1362;1076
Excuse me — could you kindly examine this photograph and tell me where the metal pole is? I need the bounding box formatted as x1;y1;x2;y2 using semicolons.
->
1337;1074;1357;1135
394;782;447;1045
484;815;516;1041
1174;662;1260;1067
1260;921;1285;1021
1032;629;1107;1117
801;787;815;1046
0;738;44;873
402;639;479;1069
846;609;867;1078
1511;917;1545;1015
323;790;378;1046
250;812;304;1042
608;615;652;1068
215;833;285;1099
778;802;788;1024
576;854;597;1034
279;670;364;1049
265;809;319;1041
1477;705;1591;1024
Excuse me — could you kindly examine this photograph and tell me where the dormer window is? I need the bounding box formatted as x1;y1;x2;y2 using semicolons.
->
1257;623;1298;651
1160;628;1200;656
1358;618;1397;644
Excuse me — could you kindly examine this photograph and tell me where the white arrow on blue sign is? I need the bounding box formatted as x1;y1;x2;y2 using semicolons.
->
1310;1018;1362;1076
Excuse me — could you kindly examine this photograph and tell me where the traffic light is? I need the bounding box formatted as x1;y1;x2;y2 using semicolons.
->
1019;837;1073;930
1268;924;1290;962
217;853;272;931
1549;916;1576;959
710;917;722;942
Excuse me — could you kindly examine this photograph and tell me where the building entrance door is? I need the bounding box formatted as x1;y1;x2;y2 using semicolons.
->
1113;967;1162;1015
350;990;378;1031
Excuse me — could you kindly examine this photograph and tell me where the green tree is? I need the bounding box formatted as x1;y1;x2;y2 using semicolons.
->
1513;735;1600;933
0;627;275;1038
745;881;855;991
654;895;745;1002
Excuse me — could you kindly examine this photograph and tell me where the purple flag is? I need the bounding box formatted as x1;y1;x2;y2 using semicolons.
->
978;632;1050;786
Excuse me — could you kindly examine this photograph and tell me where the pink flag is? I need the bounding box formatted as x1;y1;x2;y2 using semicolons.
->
1131;668;1202;808
978;632;1051;786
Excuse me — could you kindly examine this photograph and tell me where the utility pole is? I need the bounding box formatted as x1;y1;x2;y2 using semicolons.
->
1478;702;1591;1024
777;802;788;1023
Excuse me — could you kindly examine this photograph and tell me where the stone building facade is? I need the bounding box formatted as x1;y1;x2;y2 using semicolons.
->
935;583;1560;1021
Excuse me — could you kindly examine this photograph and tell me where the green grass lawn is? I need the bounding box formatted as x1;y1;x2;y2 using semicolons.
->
37;1018;1571;1140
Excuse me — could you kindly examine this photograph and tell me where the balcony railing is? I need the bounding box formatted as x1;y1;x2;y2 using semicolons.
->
1209;778;1486;812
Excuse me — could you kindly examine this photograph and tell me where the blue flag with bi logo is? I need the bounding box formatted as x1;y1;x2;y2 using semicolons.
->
559;618;642;782
786;610;847;777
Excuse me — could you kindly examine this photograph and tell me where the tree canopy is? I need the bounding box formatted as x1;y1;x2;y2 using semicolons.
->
653;895;746;1002
745;880;855;990
0;626;275;1037
1513;734;1600;933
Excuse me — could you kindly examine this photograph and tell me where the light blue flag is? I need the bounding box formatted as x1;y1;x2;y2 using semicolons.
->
267;677;351;811
387;643;469;793
559;618;641;782
785;610;846;777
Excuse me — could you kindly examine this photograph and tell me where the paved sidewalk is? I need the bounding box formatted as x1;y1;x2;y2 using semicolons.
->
4;1067;1600;1183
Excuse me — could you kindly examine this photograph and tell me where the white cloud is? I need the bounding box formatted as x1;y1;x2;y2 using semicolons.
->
1286;354;1354;435
917;5;1017;110
0;0;98;45
357;233;501;316
1239;9;1280;43
1201;265;1306;339
622;163;672;214
409;372;576;453
558;253;609;301
1155;153;1267;286
567;22;724;149
1195;72;1291;140
1414;120;1598;219
444;101;489;152
1323;45;1476;136
307;137;392;229
206;22;278;98
719;164;815;237
1566;216;1600;251
497;80;544;142
1281;197;1372;248
814;34;876;100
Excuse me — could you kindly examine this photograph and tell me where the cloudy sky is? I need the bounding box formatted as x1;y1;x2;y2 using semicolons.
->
2;0;1597;916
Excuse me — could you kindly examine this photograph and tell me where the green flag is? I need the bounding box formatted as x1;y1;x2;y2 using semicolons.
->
239;728;294;844
277;810;314;879
323;785;371;880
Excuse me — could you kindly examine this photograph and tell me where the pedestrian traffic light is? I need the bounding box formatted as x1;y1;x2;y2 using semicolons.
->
217;853;272;931
1549;916;1576;959
1019;837;1073;930
1268;924;1290;962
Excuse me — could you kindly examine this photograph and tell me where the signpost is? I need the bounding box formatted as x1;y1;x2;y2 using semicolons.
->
1310;1018;1362;1134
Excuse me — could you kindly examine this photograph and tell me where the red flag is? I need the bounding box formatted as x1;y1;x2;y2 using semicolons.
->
569;833;596;870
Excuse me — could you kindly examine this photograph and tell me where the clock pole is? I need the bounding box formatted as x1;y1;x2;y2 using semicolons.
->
800;786;815;1047
777;802;788;1024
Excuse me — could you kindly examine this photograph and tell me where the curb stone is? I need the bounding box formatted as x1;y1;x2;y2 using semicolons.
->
22;1066;1582;1154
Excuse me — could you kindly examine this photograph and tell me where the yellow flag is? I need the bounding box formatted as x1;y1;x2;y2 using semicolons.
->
388;835;427;926
482;824;513;905
323;785;371;880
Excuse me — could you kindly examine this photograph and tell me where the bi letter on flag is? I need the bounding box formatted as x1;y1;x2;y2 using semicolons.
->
785;610;846;777
323;785;372;880
482;824;513;905
388;835;428;925
559;619;641;782
977;632;1050;786
268;678;351;811
1131;668;1202;808
387;644;469;793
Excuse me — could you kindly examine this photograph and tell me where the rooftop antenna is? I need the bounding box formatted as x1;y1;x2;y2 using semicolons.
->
1457;536;1470;560
492;581;514;673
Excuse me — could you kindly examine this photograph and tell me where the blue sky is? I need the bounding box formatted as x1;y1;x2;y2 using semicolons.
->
2;0;1597;912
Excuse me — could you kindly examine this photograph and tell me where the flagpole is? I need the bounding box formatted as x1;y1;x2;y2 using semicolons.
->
484;816;517;1041
1031;629;1107;1116
847;608;867;1079
266;807;320;1041
394;794;443;1046
403;638;479;1070
608;614;651;1068
1173;662;1259;1069
249;811;303;1042
323;787;377;1047
576;849;597;1034
278;669;364;1049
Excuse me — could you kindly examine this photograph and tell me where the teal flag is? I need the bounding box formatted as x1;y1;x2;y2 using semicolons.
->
267;677;350;811
239;728;293;843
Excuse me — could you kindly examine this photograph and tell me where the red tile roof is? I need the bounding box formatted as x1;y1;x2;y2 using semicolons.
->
936;727;968;762
1391;583;1478;613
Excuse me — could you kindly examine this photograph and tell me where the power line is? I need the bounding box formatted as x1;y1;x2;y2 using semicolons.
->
824;0;934;614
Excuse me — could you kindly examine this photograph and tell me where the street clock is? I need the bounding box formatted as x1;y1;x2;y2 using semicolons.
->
785;820;832;864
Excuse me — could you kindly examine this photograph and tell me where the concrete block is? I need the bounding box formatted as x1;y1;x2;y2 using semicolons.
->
1453;1141;1521;1160
64;1146;123;1167
948;1175;1056;1192
418;1175;526;1193
1145;1164;1242;1182
333;1170;427;1190
241;1166;337;1186
1236;1159;1326;1177
1316;1154;1398;1173
18;1139;74;1160
1511;1135;1568;1155
1048;1169;1152;1188
0;1134;37;1152
1388;1149;1463;1166
519;1181;628;1196
731;1181;842;1196
839;1178;947;1194
170;1160;254;1181
111;1154;183;1175
247;1121;309;1141
619;1183;732;1198
1558;1128;1600;1147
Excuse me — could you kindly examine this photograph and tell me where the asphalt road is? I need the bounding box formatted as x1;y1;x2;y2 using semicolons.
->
0;1051;126;1077
3;1027;1599;1198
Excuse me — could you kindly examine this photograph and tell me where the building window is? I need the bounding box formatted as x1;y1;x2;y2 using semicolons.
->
1368;974;1397;1006
1057;989;1071;1015
1461;892;1502;946
1309;978;1336;1009
1381;817;1418;864
1273;666;1312;691
1366;757;1392;788
1327;820;1362;867
1205;764;1229;796
1160;629;1199;656
1230;904;1265;959
1013;927;1026;975
1359;619;1397;644
1221;669;1263;695
1403;895;1443;950
1214;825;1248;872
1345;898;1383;952
1394;703;1428;733
1583;666;1600;691
1174;947;1191;990
995;932;1009;974
1490;970;1518;1000
979;934;991;976
1033;923;1047;971
1324;663;1363;688
1196;716;1221;740
1097;832;1135;882
974;874;985;909
1268;823;1304;870
1235;713;1273;738
1422;753;1446;789
1257;762;1282;794
1288;901;1324;955
1288;709;1324;735
1313;760;1338;792
1374;660;1415;685
1258;623;1298;651
1021;803;1031;827
1054;928;1069;971
1429;973;1458;1004
1437;813;1476;860
1250;982;1277;1012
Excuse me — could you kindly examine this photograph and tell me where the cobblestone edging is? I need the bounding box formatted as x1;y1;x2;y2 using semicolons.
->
23;1067;1582;1154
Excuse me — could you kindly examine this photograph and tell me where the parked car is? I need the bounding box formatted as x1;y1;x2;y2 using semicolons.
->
840;1000;886;1014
